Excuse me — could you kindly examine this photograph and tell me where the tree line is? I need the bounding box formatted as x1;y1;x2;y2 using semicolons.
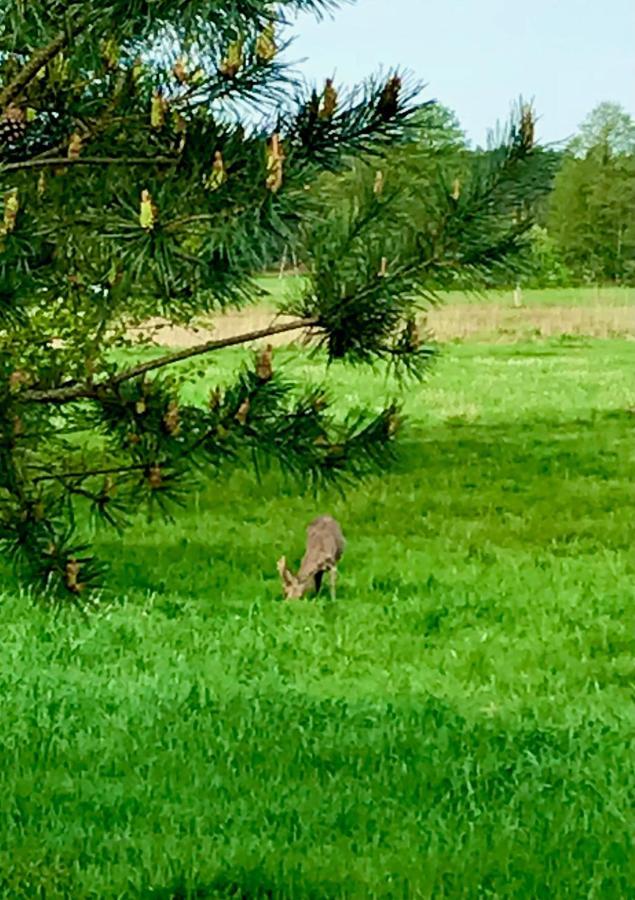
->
274;101;635;288
542;103;635;286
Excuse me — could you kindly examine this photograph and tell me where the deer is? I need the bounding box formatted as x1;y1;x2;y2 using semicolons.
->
277;515;346;601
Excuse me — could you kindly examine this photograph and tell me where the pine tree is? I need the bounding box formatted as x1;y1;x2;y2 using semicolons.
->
0;1;555;602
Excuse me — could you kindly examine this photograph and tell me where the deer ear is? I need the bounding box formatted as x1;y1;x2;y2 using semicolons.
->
277;556;292;585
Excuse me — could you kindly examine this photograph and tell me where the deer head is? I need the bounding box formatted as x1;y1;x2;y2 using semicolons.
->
276;556;307;600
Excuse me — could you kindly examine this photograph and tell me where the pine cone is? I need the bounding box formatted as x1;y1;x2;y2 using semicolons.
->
520;104;535;150
319;79;338;119
235;398;250;425
265;134;284;193
256;344;273;381
173;57;188;83
0;105;27;156
377;76;402;121
1;106;68;161
65;557;83;594
209;388;222;411
219;39;244;78
163;400;181;435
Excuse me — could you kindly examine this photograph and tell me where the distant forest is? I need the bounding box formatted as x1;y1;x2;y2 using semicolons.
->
272;101;635;288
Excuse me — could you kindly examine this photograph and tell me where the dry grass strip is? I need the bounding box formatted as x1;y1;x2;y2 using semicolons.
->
130;303;634;349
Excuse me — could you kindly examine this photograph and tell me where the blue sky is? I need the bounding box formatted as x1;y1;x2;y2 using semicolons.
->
283;0;635;147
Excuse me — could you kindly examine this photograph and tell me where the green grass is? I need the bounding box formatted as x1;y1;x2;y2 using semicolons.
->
255;274;635;308
1;337;634;897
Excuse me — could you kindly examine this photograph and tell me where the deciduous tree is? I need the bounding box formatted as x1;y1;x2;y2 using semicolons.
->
548;103;635;283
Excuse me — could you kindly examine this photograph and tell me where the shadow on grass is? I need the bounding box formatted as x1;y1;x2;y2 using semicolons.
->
3;693;633;897
0;411;630;601
88;410;632;599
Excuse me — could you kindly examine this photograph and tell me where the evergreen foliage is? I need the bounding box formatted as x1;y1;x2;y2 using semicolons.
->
0;0;554;600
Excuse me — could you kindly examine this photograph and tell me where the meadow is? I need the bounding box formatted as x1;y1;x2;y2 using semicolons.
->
0;287;634;897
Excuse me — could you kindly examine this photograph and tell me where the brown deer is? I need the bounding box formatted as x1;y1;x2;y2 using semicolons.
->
277;515;345;600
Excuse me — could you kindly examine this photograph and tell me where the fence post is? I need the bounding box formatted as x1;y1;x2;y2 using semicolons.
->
278;245;288;279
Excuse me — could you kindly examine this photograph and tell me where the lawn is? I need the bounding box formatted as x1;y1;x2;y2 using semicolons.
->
256;274;635;308
0;329;634;896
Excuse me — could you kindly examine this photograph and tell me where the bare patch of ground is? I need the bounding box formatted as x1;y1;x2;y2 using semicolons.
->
425;303;634;341
131;303;634;349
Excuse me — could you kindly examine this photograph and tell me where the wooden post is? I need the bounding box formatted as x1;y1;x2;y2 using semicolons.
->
513;282;523;307
278;245;287;279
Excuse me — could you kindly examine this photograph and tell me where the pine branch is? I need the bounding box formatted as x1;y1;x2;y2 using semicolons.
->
115;318;315;383
31;463;146;483
1;155;178;171
0;17;89;108
22;318;316;405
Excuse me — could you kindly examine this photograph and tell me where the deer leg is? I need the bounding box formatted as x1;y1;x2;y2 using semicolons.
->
329;566;337;601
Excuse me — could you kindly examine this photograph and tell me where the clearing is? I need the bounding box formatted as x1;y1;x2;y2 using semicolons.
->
0;288;633;897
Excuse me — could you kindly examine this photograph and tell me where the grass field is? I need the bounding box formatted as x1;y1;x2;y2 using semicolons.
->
1;295;634;896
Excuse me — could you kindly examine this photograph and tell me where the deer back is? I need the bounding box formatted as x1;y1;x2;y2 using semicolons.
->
297;515;345;580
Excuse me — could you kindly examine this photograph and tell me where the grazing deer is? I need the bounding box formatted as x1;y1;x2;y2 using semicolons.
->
277;515;345;601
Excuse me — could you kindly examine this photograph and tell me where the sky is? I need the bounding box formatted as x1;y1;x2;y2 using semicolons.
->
282;0;635;147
